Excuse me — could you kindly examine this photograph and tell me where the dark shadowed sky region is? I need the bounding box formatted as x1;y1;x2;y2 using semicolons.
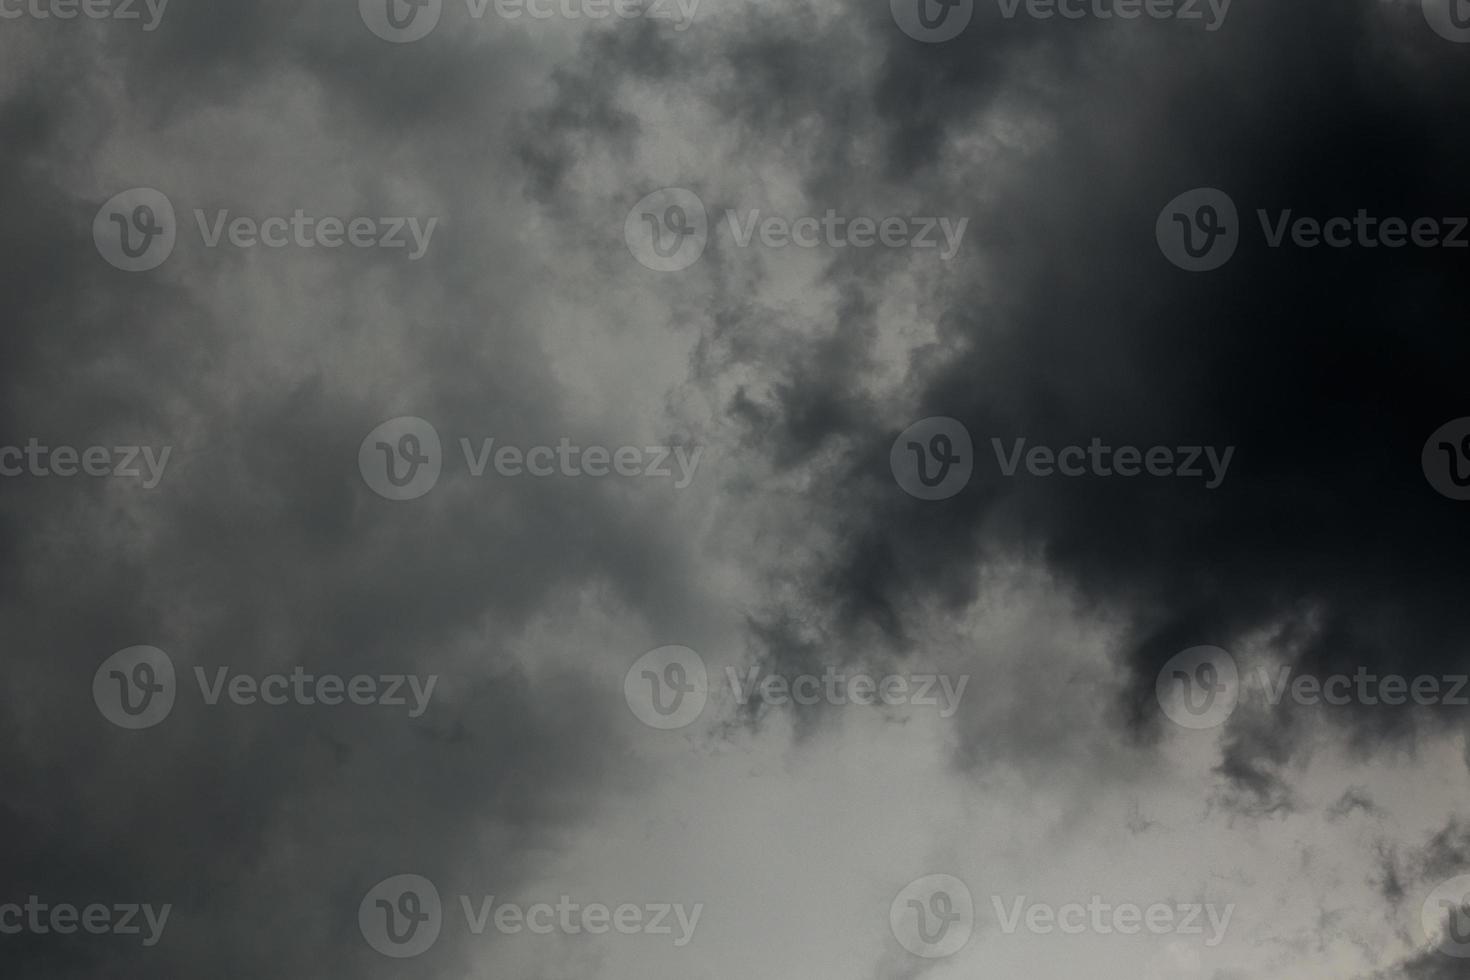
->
2;0;1470;977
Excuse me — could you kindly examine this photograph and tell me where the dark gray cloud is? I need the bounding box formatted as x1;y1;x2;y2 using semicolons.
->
523;0;1470;775
5;0;1470;977
0;7;710;978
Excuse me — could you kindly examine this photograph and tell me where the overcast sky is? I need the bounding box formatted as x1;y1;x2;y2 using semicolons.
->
3;0;1470;977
